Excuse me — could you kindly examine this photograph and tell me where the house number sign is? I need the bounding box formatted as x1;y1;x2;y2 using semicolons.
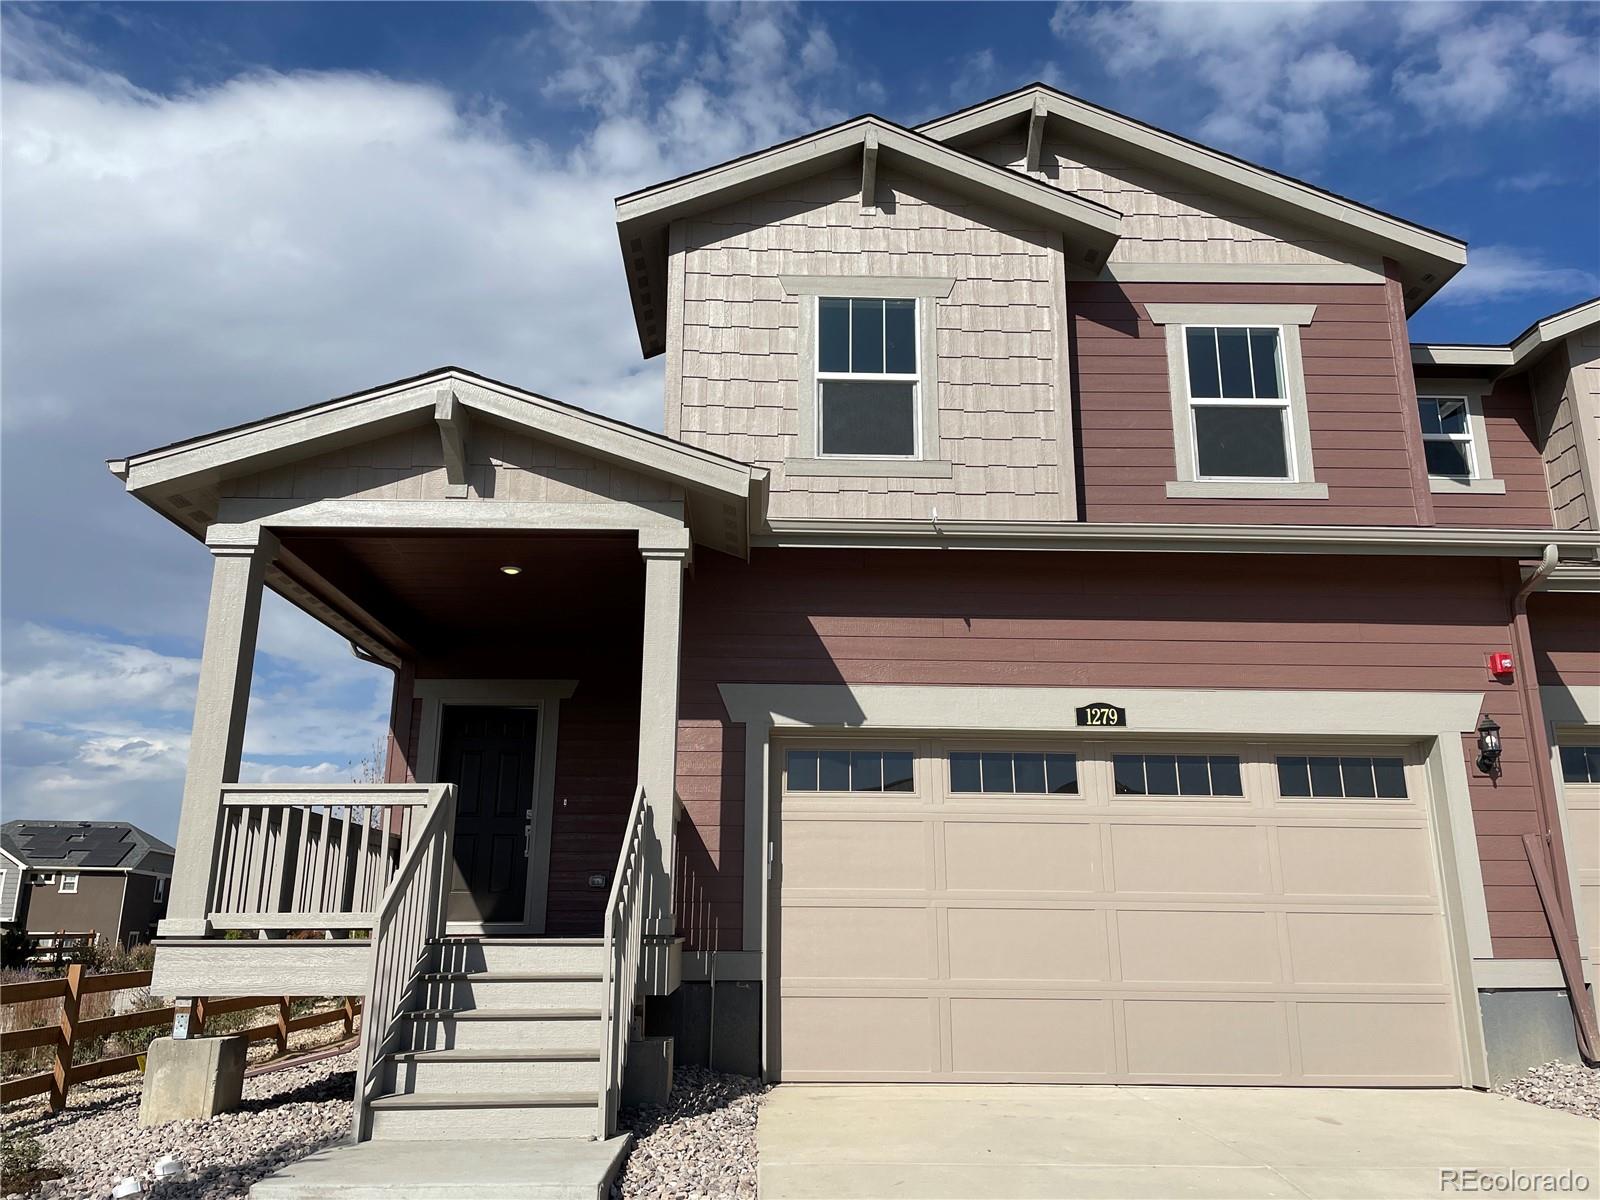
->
1075;702;1127;728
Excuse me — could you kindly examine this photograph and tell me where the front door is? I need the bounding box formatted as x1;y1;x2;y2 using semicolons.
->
438;705;539;926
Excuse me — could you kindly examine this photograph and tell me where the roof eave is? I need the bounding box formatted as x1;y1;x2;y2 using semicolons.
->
918;85;1467;315
616;115;1124;358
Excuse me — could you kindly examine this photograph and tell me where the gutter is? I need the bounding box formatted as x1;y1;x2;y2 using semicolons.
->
1508;544;1599;1064
754;519;1600;559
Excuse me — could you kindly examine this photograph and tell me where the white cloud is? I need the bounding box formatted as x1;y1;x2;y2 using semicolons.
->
1495;170;1562;194
1;5;867;838
1432;244;1600;306
1054;0;1598;163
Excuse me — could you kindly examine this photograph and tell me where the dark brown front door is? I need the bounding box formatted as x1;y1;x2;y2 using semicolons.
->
438;706;538;925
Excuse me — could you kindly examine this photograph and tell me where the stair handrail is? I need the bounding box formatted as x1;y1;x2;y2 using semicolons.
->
350;781;456;1140
598;782;650;1139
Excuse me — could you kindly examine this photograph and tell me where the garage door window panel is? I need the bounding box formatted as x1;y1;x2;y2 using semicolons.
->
786;747;913;793
1113;753;1243;797
949;750;1078;795
1277;755;1407;799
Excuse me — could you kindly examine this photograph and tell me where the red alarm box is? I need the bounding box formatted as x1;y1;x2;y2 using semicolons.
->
1489;652;1514;677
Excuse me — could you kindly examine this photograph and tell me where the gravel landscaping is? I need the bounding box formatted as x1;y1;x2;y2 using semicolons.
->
611;1067;767;1200
1495;1059;1600;1120
1;1049;356;1200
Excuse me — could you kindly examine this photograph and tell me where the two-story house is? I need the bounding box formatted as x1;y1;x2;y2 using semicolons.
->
1;820;174;949
108;85;1597;1150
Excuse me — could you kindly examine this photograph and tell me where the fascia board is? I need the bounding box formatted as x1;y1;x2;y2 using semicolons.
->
920;90;1466;292
116;372;754;501
755;518;1600;558
1410;345;1515;368
617;118;1121;245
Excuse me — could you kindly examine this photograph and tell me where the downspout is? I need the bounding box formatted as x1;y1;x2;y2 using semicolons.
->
1508;544;1599;1063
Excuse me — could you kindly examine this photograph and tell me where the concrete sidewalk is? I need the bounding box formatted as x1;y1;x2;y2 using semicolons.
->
758;1085;1600;1199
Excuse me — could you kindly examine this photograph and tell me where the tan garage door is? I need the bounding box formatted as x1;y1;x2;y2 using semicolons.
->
1557;732;1600;975
773;738;1465;1085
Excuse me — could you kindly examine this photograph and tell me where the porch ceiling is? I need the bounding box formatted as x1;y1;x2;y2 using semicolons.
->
279;531;645;661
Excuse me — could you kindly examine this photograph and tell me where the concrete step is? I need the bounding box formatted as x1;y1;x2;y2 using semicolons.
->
367;1092;598;1141
399;1008;602;1053
385;1049;602;1094
431;938;606;975
415;972;604;1010
249;1135;631;1200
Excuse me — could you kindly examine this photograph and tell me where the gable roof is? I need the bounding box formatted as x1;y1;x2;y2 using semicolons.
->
1412;296;1600;371
615;113;1125;357
917;84;1468;314
2;820;175;874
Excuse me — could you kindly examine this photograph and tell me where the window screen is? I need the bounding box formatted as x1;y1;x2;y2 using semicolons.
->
1183;326;1292;480
817;297;918;457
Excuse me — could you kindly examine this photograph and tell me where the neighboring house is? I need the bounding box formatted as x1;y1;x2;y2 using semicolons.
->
1;821;175;948
106;83;1597;1152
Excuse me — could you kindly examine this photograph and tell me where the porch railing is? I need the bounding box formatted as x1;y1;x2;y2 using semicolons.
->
351;782;456;1140
598;783;650;1139
209;785;446;930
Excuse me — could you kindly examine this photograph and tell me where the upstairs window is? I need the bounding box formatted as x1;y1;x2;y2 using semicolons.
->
59;873;79;894
1181;326;1293;480
1417;396;1476;478
817;297;919;457
155;876;169;903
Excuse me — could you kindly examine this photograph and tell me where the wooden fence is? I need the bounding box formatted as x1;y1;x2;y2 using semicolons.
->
0;965;360;1111
24;932;99;970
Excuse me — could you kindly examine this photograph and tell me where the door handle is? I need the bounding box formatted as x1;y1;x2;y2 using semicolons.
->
524;816;534;860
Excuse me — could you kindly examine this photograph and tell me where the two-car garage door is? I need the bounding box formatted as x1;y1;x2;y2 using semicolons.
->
772;738;1466;1086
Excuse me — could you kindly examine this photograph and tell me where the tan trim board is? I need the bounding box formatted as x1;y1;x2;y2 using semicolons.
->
1101;262;1385;286
1472;958;1589;989
718;681;1493;1085
152;939;371;997
413;680;575;936
215;498;686;533
1543;685;1600;729
729;684;1497;1088
752;519;1600;558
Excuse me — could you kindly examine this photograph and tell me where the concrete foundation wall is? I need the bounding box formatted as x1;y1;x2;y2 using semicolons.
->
646;980;762;1079
1477;988;1585;1085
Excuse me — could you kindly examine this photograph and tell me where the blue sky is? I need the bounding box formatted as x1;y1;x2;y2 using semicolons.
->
2;1;1597;841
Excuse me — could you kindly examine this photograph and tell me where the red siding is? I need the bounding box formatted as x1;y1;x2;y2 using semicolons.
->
1072;281;1425;525
1530;593;1600;690
1429;374;1556;529
675;547;1569;960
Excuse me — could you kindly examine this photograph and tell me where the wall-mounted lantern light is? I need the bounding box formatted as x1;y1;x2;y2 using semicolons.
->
1476;715;1503;775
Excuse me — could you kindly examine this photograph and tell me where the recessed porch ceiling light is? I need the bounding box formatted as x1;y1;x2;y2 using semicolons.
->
499;565;523;576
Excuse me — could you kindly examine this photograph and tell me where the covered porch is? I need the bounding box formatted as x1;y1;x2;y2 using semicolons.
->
108;367;760;1137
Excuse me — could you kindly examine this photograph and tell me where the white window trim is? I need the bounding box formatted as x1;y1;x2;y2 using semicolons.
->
59;873;79;895
1146;302;1327;500
814;297;923;461
779;275;952;476
1417;379;1505;495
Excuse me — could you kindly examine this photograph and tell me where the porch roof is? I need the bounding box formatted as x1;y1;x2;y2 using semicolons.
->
107;366;762;665
108;365;761;544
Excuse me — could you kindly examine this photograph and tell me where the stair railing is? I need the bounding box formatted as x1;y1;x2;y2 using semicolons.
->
350;782;456;1140
598;783;650;1139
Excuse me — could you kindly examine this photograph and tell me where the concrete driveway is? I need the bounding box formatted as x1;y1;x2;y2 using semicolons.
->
758;1085;1600;1199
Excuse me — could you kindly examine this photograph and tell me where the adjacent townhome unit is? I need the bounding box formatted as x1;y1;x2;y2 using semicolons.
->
1;820;175;948
107;84;1598;1155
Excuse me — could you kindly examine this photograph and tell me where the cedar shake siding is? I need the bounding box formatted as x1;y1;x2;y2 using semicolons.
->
1073;280;1426;524
673;548;1582;960
1530;344;1595;531
676;165;1074;522
968;133;1377;273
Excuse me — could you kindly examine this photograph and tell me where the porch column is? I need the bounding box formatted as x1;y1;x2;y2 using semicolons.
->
638;527;689;934
160;526;278;937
